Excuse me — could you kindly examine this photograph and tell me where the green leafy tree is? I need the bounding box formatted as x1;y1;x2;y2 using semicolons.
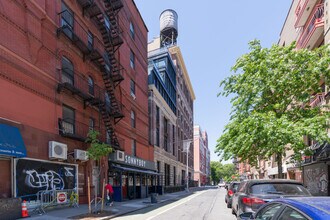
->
85;130;113;212
86;130;113;161
210;161;237;183
216;40;330;178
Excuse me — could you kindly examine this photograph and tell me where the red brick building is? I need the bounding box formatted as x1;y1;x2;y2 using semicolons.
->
0;0;153;208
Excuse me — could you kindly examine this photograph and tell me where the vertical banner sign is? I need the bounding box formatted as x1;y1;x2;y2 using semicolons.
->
16;159;77;198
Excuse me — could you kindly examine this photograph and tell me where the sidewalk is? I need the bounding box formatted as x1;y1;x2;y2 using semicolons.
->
21;187;207;220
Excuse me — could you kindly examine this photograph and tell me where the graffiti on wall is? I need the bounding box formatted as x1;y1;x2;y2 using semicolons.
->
304;163;328;196
16;159;76;197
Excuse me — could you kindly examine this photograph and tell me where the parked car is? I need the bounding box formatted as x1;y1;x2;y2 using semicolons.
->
231;179;311;217
225;181;240;208
218;182;226;188
239;197;330;220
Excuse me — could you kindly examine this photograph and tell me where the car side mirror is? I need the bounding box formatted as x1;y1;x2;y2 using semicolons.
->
239;212;253;220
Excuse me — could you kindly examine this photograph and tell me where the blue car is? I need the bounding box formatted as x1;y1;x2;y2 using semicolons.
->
239;197;330;220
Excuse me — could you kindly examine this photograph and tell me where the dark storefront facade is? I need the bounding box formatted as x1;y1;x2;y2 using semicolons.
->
109;152;160;202
302;143;330;196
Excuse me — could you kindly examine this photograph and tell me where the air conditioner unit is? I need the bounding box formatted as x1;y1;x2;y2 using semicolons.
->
49;141;67;160
74;149;89;161
116;150;125;161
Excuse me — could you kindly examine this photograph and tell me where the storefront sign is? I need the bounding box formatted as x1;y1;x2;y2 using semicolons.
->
57;192;67;204
109;152;156;170
15;159;77;198
125;155;146;168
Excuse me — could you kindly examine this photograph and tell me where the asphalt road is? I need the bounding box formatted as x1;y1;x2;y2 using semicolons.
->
112;187;236;220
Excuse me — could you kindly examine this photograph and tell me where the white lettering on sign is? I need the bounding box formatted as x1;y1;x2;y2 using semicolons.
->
124;155;146;168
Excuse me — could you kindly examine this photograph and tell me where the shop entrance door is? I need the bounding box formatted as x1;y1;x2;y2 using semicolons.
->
128;173;135;199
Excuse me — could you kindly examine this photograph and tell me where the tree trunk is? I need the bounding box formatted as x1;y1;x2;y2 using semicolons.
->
277;153;283;179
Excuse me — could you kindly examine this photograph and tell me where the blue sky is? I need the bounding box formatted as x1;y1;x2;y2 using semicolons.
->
134;1;292;161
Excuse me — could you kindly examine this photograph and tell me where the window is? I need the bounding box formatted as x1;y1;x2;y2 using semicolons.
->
130;50;135;69
129;22;135;39
89;117;95;131
105;92;111;112
88;76;94;95
156;106;160;146
130;80;135;96
61;57;74;85
106;131;111;144
87;31;93;50
278;207;308;220
61;2;73;39
104;16;111;31
131;110;136;128
131;139;136;156
62;105;75;134
164;117;168;151
255;203;282;220
172;124;175;155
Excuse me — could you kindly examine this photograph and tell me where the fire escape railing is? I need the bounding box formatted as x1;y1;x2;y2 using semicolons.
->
297;3;324;49
76;0;125;149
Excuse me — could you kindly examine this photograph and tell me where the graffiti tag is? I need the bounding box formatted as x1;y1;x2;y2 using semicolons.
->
25;169;65;190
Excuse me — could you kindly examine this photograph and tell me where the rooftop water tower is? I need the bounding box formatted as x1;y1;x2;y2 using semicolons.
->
160;9;178;47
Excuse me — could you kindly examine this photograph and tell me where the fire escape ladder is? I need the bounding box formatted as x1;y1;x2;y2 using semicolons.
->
78;0;125;148
99;102;121;150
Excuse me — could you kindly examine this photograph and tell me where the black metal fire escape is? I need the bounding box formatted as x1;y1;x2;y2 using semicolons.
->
77;0;124;149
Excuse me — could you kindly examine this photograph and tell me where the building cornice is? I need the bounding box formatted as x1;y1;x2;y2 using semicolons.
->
169;46;196;100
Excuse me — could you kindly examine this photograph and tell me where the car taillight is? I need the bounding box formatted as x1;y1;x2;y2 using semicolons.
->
228;190;234;197
241;197;265;206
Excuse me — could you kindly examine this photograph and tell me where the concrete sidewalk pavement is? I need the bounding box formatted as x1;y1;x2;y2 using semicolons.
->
21;187;212;220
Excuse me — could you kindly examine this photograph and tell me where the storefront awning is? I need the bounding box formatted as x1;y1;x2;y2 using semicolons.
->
0;124;26;157
112;164;159;175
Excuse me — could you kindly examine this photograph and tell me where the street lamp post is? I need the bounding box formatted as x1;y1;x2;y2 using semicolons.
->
183;140;192;192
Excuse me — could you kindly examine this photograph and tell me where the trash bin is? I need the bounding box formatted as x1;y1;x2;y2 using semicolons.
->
150;193;158;203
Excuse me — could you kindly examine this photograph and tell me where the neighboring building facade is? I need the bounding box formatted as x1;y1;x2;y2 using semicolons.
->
148;42;178;191
0;0;155;212
193;125;211;186
280;0;329;196
169;45;195;186
148;9;195;191
240;0;329;195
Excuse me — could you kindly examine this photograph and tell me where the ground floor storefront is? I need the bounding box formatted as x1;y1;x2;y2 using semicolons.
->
108;151;159;202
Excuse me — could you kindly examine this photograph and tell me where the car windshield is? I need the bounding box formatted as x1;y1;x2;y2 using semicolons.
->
250;183;310;196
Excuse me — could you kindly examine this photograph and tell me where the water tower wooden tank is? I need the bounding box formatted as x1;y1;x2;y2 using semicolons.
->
160;9;178;47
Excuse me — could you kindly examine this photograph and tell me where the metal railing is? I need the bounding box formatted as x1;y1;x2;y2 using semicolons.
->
297;3;324;49
57;10;104;55
22;189;78;214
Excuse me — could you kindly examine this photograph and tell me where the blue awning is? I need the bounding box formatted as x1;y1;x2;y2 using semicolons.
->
0;124;26;157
